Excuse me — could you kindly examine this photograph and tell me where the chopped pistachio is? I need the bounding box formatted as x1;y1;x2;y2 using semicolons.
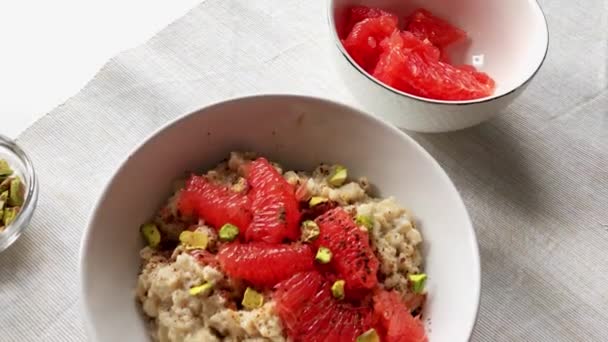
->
141;223;161;248
356;328;380;342
0;160;12;177
331;280;345;300
315;246;332;264
408;273;428;294
8;178;24;206
219;223;239;242
300;220;320;242
179;230;209;250
0;171;25;228
0;191;7;216
328;165;348;187
309;196;328;207
242;287;264;310
355;214;374;232
0;178;11;193
190;231;208;248
179;230;192;241
189;282;213;296
3;207;19;226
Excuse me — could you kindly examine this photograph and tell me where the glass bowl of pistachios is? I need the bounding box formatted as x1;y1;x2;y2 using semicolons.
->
0;135;38;251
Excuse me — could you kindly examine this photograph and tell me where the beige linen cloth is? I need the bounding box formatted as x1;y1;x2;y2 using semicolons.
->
1;0;607;341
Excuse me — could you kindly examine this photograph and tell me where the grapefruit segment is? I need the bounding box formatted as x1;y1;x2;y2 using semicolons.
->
373;290;428;342
217;243;314;287
373;31;439;91
344;6;397;37
246;158;301;243
373;30;494;100
274;271;374;342
178;175;252;230
406;8;466;48
400;31;441;61
372;31;409;88
342;15;399;73
401;53;495;100
314;207;379;294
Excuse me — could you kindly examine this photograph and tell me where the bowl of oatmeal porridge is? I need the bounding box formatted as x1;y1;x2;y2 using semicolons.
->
79;95;480;342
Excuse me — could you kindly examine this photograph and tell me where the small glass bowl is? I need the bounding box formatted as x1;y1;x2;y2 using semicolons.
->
0;135;38;252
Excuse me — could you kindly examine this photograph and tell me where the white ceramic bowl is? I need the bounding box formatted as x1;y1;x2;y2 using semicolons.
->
329;0;549;132
79;95;480;341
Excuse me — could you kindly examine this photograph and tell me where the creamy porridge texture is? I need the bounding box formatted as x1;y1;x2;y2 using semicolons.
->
136;152;426;341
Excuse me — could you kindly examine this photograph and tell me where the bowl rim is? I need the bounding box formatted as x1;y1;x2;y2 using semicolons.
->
327;0;550;106
0;134;39;251
78;94;481;341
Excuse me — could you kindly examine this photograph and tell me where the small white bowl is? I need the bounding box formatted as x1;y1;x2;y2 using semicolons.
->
79;95;480;341
329;0;549;132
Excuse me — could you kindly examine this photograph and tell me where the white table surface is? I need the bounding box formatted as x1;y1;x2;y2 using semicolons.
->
2;0;608;341
0;0;199;139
